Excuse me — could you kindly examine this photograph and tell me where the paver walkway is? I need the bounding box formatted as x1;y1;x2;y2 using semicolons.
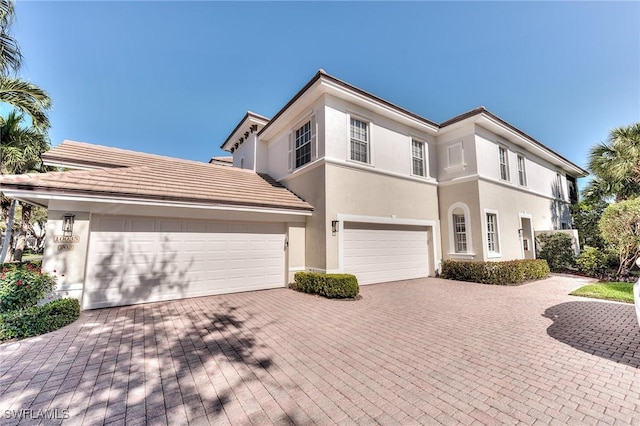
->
1;275;639;425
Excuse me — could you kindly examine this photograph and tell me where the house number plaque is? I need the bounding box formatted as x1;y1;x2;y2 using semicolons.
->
53;236;80;243
57;244;75;251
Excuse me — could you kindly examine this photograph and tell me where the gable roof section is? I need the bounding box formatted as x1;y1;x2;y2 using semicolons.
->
441;107;588;176
4;141;312;212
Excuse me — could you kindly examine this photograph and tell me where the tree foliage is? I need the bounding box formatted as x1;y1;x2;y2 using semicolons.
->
536;232;576;272
0;0;22;75
586;123;640;202
599;198;640;277
570;199;607;249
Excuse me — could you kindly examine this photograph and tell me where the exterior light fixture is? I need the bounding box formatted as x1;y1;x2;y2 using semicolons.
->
331;220;339;234
62;214;75;236
517;228;523;238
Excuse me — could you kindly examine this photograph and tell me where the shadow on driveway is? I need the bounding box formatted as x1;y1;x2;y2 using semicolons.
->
543;301;640;369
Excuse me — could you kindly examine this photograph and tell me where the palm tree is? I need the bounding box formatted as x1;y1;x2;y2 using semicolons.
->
0;77;51;130
586;123;640;202
0;0;51;131
0;111;49;262
0;0;22;75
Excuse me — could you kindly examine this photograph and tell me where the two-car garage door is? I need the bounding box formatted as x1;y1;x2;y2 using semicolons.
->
343;222;430;285
83;215;285;310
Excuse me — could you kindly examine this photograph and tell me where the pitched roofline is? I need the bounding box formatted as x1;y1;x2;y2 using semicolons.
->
219;111;270;150
42;140;224;169
1;182;314;212
440;107;588;176
258;69;439;137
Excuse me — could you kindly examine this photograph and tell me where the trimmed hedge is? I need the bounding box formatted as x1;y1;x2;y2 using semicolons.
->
292;272;359;299
0;298;80;341
441;259;550;285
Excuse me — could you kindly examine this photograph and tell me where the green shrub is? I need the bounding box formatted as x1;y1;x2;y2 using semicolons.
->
536;232;576;272
0;298;80;341
292;272;359;298
576;246;608;278
0;263;57;313
441;259;550;285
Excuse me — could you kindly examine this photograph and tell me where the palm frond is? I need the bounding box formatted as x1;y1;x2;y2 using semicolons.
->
0;77;51;129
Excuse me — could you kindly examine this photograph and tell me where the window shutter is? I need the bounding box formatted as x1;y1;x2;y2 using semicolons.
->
288;133;293;171
310;114;317;160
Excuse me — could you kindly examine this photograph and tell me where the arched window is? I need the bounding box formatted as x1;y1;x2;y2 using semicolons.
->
448;202;472;254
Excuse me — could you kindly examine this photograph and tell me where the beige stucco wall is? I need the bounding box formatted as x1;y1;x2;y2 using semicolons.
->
41;210;91;302
477;180;573;261
325;163;440;272
438;180;482;261
280;164;326;271
286;223;306;282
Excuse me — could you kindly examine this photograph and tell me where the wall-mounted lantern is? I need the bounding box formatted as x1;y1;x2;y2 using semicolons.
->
517;228;523;238
331;220;339;235
63;214;75;236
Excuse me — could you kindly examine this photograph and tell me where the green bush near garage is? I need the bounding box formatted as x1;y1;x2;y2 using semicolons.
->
0;298;80;341
292;272;359;299
441;259;550;285
0;262;80;342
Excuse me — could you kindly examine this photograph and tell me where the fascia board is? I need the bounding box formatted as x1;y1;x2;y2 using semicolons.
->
0;189;313;217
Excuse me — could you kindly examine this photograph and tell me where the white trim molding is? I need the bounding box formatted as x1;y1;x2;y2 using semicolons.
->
483;208;502;258
447;202;473;256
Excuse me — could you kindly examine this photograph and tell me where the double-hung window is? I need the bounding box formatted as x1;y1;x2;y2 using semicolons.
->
350;118;369;163
517;154;526;186
295;120;312;168
412;140;426;177
453;214;467;253
486;213;499;253
499;146;509;181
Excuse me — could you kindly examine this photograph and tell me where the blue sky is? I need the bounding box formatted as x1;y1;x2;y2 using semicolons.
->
11;1;640;180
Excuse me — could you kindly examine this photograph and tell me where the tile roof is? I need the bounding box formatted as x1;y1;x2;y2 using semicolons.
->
3;141;313;211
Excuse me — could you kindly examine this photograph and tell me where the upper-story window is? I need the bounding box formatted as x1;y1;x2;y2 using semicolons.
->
350;118;369;163
295;120;312;168
498;146;509;181
555;172;564;199
517;154;527;186
288;115;316;171
411;140;426;177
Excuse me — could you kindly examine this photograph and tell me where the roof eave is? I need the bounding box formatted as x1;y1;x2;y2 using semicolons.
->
0;185;314;215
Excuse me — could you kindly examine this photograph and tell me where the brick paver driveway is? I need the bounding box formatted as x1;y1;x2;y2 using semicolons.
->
1;275;639;425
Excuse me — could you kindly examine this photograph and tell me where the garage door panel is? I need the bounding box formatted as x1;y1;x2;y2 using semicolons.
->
343;223;429;285
84;215;286;309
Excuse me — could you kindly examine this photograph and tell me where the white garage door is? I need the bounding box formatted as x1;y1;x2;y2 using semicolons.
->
343;222;429;285
84;215;285;309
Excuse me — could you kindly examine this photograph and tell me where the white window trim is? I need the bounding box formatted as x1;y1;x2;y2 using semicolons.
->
498;145;510;182
410;138;428;178
447;202;474;256
445;141;465;171
555;172;565;200
516;154;527;187
347;114;372;165
484;208;502;258
289;114;317;171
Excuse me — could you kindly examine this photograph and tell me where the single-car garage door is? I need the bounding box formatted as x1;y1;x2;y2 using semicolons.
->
343;222;429;285
83;215;285;309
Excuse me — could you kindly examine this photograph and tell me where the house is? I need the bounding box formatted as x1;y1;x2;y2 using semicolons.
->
0;70;587;310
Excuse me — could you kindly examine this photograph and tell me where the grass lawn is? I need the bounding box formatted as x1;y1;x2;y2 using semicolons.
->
570;282;635;304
